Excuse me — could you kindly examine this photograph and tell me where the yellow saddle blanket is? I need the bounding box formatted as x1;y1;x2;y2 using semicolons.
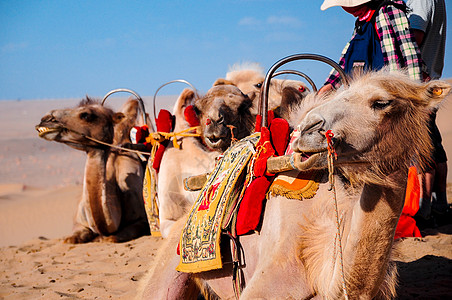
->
177;133;260;273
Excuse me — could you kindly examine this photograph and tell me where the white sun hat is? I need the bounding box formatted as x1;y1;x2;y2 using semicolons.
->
321;0;371;11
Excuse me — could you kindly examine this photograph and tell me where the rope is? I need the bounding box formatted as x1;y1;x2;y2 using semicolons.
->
325;130;349;300
146;126;202;149
64;125;201;157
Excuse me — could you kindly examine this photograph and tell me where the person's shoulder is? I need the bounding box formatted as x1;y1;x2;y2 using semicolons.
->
377;1;406;19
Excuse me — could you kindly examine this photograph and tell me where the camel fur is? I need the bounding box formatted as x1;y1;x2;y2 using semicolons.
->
139;70;450;299
36;97;149;243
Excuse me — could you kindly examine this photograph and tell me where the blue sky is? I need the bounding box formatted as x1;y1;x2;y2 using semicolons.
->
1;0;451;100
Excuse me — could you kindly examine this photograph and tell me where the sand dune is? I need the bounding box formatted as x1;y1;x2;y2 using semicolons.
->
0;85;451;299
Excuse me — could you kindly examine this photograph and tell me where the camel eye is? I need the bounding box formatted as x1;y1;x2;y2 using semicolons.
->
80;111;96;122
372;100;392;110
254;83;262;89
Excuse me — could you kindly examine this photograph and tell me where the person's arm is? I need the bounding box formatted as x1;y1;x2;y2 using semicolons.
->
377;5;423;81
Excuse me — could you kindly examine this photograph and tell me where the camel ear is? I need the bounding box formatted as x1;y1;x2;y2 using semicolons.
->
278;86;305;120
424;80;451;108
213;78;235;87
112;112;126;124
173;88;195;122
178;88;195;108
246;91;257;102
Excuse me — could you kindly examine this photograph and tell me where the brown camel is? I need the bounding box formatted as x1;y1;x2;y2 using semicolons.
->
157;85;256;238
36;97;149;243
139;71;450;299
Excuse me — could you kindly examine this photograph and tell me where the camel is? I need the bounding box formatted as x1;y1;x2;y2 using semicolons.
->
156;85;256;238
139;70;450;299
36;97;150;243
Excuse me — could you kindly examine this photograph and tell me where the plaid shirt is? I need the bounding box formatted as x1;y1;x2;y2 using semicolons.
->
326;1;423;88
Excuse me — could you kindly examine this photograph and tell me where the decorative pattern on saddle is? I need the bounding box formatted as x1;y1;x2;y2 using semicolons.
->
176;133;260;273
143;161;160;236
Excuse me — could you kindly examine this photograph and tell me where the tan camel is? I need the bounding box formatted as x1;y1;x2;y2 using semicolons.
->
139;71;450;299
157;85;255;238
36;97;149;243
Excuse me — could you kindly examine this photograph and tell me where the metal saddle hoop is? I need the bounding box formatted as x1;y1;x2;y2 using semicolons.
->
259;53;350;127
101;88;149;129
152;79;199;131
272;69;318;93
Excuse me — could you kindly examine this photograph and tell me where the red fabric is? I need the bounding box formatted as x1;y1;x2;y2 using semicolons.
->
236;117;290;236
184;105;200;127
152;109;174;172
236;176;272;236
253;127;275;177
254;111;275;132
131;125;150;144
394;166;422;239
269;118;290;157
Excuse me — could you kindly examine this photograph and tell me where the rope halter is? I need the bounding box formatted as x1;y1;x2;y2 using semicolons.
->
325;130;349;300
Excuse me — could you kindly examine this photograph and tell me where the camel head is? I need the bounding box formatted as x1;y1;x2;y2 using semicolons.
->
193;84;255;151
214;62;309;115
288;71;450;184
36;97;125;151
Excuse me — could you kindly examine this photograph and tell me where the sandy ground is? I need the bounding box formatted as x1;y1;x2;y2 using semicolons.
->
0;84;451;299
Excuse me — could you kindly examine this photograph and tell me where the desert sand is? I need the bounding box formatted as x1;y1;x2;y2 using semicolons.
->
0;85;451;299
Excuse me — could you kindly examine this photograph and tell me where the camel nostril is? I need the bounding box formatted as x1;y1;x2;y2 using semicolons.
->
298;114;326;135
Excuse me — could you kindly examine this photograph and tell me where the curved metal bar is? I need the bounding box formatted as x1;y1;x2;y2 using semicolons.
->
152;79;199;126
101;88;148;128
272;70;317;92
260;53;350;127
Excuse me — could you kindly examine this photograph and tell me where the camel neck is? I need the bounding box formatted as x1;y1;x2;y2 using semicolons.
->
339;170;406;297
83;149;111;234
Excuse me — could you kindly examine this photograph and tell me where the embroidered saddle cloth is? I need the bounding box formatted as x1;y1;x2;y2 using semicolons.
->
177;133;260;273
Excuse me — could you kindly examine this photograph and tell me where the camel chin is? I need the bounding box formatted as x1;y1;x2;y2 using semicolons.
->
203;136;229;151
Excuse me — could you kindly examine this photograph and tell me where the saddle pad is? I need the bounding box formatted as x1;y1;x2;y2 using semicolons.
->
268;169;320;200
143;160;161;236
177;133;260;273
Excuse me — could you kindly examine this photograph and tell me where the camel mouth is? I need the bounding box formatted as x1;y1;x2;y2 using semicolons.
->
291;149;329;170
36;125;62;138
299;151;326;162
205;136;227;149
